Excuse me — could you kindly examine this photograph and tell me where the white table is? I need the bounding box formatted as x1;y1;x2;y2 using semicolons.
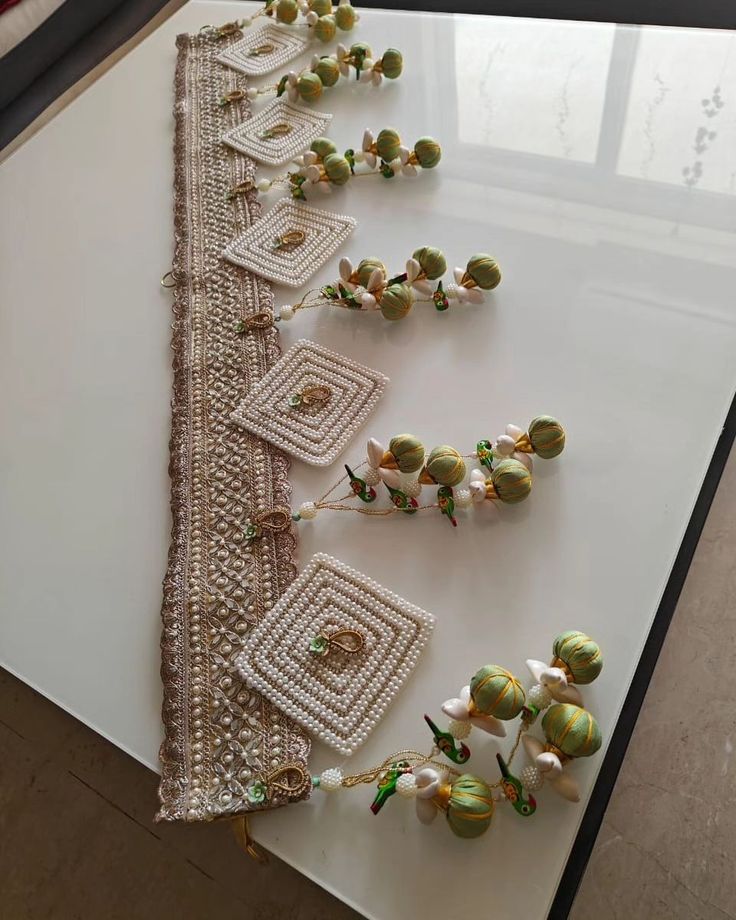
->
1;3;735;918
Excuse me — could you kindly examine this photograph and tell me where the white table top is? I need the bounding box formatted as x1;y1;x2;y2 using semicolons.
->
1;3;735;918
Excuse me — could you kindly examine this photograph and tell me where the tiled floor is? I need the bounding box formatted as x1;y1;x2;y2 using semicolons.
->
2;449;734;919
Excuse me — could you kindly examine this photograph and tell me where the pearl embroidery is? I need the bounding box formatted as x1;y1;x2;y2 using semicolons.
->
222;97;332;165
216;23;311;76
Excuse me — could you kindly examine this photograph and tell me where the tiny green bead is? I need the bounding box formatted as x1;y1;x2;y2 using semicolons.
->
334;2;356;30
412;246;447;281
446;775;494;839
466;253;501;290
276;0;299;22
542;704;602;759
379;283;414;321
297;71;323;102
425;445;466;487
310;136;338;158
323;153;351;185
552;631;603;685
308;0;332;15
350;41;372;59
413;136;442;169
313;56;340;86
490;458;531;504
528;415;565;459
355;257;386;287
379;48;403;80
388;434;425;473
314;14;336;43
470;665;525;720
375;128;402;163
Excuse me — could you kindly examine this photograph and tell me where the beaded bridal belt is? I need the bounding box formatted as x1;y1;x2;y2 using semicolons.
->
156;31;311;823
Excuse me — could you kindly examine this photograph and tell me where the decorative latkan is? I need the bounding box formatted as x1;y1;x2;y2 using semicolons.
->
231;339;389;466
222;97;332;165
234;554;436;755
216;23;311;76
223;197;356;286
157;30;310;824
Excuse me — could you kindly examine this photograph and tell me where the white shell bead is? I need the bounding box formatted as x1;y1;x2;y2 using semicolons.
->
366;438;385;469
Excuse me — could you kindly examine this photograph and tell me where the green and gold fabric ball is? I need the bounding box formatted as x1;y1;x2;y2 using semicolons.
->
379;48;403;79
379;283;414;321
412;246;447;281
490;458;531;504
375;128;402;163
470;665;525;720
542;704;602;759
313;56;340;86
276;0;299;22
349;41;372;60
387;434;425;473
310;136;337;159
297;71;323;102
552;631;603;685
308;0;332;15
323;153;351;186
413;136;442;169
314;14;336;42
423;445;466;487
446;774;494;839
356;257;385;287
334;1;356;30
528;415;565;459
466;253;501;290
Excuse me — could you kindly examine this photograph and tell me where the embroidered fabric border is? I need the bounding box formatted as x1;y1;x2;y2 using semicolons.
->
156;31;310;823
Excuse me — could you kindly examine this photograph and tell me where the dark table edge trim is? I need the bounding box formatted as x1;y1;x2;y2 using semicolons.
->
549;391;736;918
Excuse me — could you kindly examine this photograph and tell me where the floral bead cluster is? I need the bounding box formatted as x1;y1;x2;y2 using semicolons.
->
275;43;402;104
218;0;359;41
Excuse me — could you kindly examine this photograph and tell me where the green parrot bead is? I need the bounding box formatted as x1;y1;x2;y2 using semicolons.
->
542;704;602;759
446;775;494;839
313;56;340;86
379;283;414;321
323;153;351;185
379;48;403;79
387;434;425;473
375;128;402;163
308;0;332;15
528;415;566;459
310;136;338;159
412;246;447;281
355;257;386;287
465;253;502;290
297;71;324;102
413;136;442;169
552;631;603;685
489;458;531;504
314;14;336;42
334;1;356;30
470;665;525;720
276;0;299;22
421;445;466;487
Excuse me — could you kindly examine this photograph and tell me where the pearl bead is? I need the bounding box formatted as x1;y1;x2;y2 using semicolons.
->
298;501;317;520
520;765;544;792
455;488;472;509
319;767;343;791
256;177;272;192
527;683;552;710
279;304;294;321
246;87;258;101
449;719;472;740
396;773;417;798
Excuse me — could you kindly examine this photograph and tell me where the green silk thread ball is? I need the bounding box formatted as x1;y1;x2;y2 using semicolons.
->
466;253;501;290
379;48;403;79
314;14;336;42
424;445;466;487
276;0;299;22
323;153;351;186
528;416;566;459
552;631;603;685
412;246;447;281
310;136;338;159
490;458;531;504
355;257;386;287
297;71;323;102
313;56;340;86
379;283;414;321
542;704;602;759
413;137;442;169
334;2;356;30
470;665;525;720
387;434;425;473
375;128;402;163
446;775;494;839
308;0;332;15
350;41;372;59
